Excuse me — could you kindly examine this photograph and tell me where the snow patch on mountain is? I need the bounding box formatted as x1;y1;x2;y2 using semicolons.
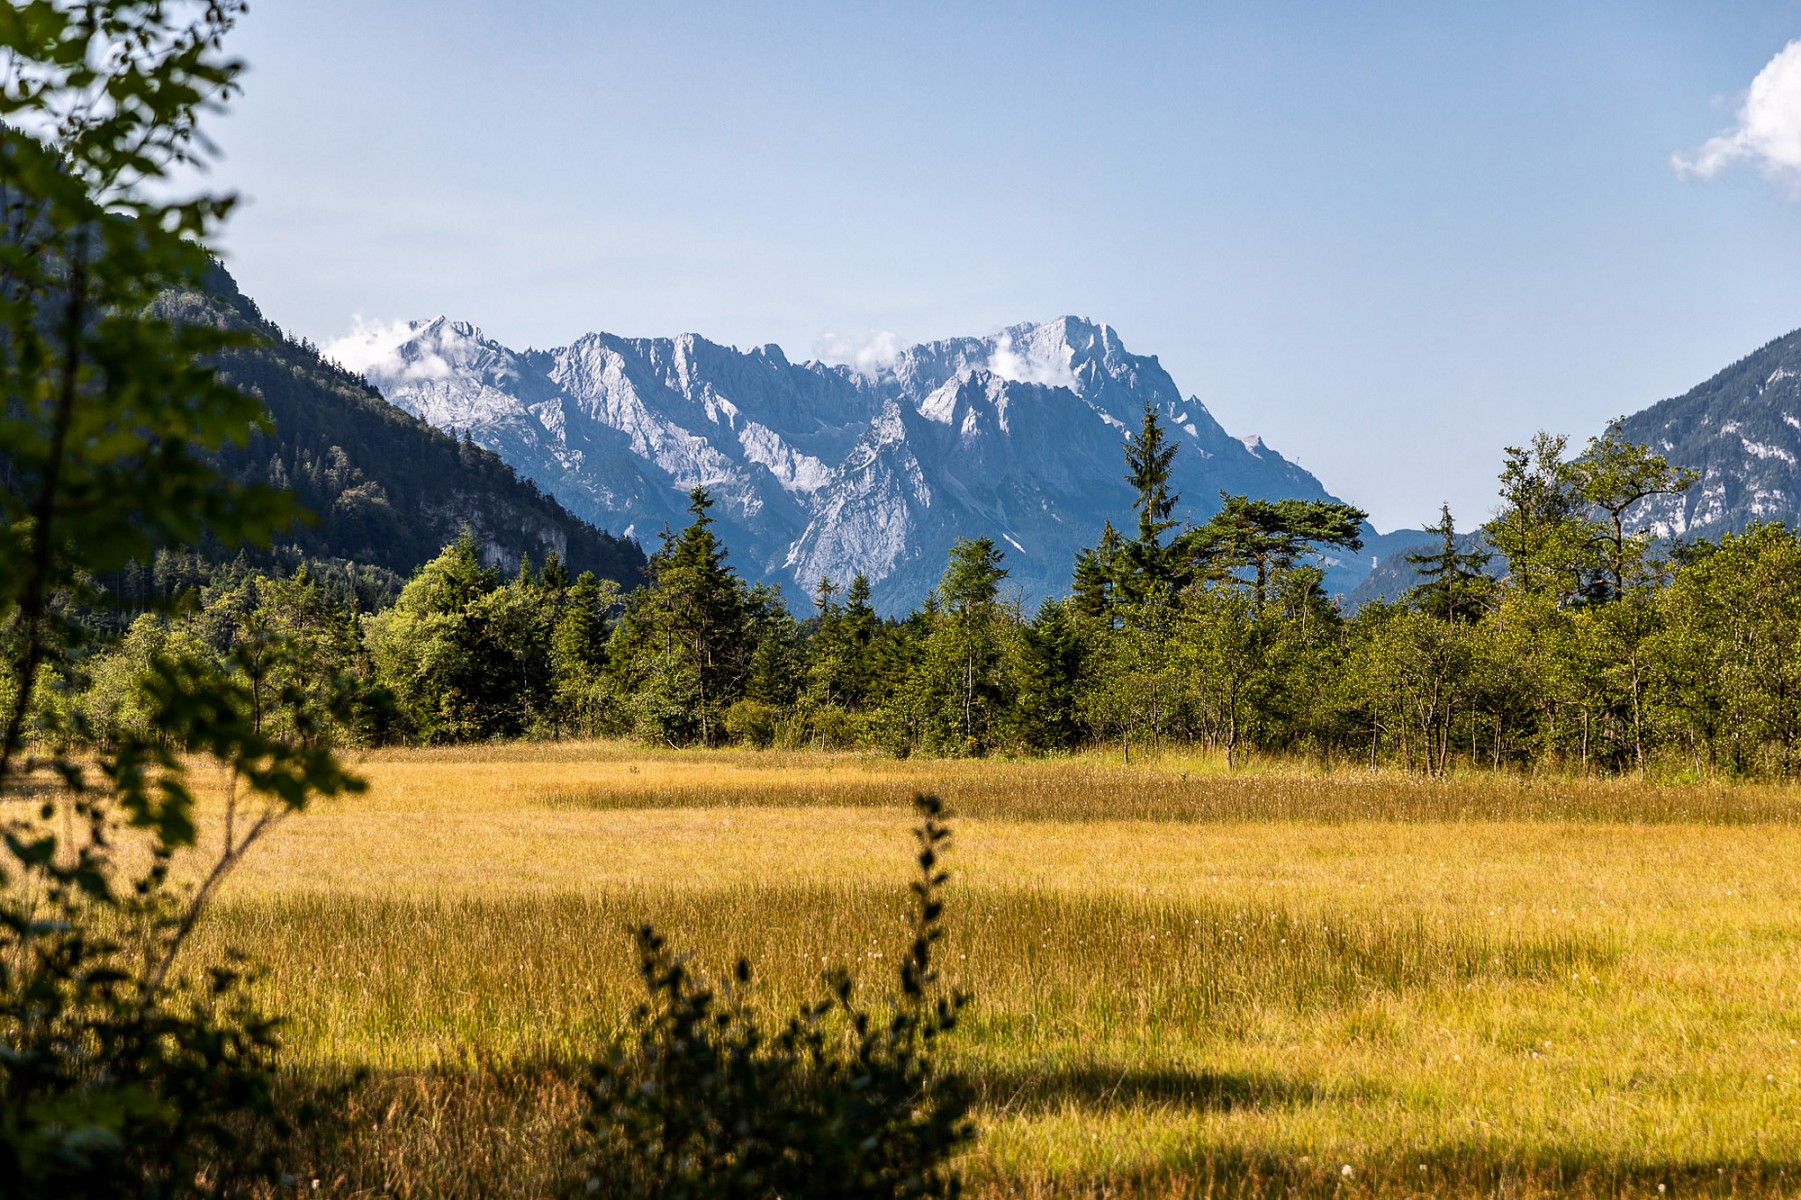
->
1618;323;1801;547
1741;437;1796;464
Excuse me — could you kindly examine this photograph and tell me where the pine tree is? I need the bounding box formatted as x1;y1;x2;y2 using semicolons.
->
1485;432;1589;597
1568;422;1699;601
1072;521;1125;621
1179;495;1367;610
805;576;852;708
552;571;617;736
1116;404;1181;602
922;539;1014;753
838;573;881;710
605;488;753;745
1404;503;1493;623
1011;598;1087;750
540;549;571;590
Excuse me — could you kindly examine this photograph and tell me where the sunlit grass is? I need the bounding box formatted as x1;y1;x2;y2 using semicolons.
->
171;741;1801;1196
321;738;1801;824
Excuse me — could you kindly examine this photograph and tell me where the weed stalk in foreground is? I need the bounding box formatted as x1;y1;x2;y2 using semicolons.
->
569;793;973;1199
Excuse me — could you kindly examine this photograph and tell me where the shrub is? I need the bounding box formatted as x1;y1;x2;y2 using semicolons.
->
569;794;973;1199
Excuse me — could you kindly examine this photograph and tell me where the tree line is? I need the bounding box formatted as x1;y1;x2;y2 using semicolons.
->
32;391;1801;778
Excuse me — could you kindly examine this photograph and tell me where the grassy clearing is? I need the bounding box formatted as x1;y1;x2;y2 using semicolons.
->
177;742;1801;1196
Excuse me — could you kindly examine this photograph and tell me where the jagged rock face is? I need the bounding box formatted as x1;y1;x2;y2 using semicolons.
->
1616;329;1801;541
349;316;1348;613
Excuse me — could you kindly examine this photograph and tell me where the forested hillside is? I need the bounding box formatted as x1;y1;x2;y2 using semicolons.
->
1615;325;1801;538
144;265;645;602
1355;325;1801;608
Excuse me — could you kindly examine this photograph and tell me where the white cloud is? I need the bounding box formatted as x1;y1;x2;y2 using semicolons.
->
815;329;905;376
1673;39;1801;193
987;330;1076;389
323;316;449;383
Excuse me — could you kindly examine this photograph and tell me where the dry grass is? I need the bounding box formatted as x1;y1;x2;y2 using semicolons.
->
323;739;1801;824
166;741;1801;1196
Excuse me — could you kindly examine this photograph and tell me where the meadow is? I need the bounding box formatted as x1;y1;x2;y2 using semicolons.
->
188;743;1801;1197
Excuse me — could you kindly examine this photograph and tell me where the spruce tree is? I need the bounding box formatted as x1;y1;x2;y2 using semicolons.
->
1404;503;1493;623
924;539;1013;753
1072;521;1125;620
605;488;753;745
839;573;880;709
1117;403;1181;602
552;570;617;735
1012;598;1087;750
805;576;852;708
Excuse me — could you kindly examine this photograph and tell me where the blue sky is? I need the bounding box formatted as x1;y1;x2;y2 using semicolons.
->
206;1;1801;532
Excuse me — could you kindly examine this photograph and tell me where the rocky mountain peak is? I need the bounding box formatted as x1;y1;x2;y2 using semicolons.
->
340;316;1363;612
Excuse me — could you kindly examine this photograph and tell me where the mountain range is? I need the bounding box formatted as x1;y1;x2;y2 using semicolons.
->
341;316;1422;612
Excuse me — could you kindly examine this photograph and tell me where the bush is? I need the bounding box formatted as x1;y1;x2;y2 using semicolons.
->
569;794;973;1199
724;698;785;749
802;703;868;751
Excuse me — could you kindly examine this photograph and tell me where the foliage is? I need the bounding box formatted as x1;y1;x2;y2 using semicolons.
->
0;2;362;1192
910;539;1017;756
1116;402;1181;602
1485;432;1591;597
1178;494;1367;610
1402;503;1493;623
1651;522;1801;775
569;794;972;1200
45;408;1801;779
604;489;761;746
1567;421;1698;601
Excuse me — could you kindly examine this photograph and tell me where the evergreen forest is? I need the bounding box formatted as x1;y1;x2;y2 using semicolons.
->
28;394;1801;780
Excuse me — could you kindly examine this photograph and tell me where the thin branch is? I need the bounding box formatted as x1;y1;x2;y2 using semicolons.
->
144;794;289;998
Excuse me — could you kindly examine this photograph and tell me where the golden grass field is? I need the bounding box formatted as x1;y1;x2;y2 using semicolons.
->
181;743;1801;1197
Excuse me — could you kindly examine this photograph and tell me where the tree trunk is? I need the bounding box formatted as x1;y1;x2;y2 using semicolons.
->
1630;657;1645;776
963;654;975;745
1225;678;1239;769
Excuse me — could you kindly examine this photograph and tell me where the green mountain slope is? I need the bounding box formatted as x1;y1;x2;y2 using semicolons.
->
152;265;644;594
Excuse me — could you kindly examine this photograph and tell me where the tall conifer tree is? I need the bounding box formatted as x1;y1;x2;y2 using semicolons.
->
1118;403;1181;602
1404;503;1493;623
